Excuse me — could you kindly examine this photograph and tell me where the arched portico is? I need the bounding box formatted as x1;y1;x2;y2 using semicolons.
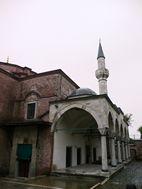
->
52;107;102;170
51;103;102;132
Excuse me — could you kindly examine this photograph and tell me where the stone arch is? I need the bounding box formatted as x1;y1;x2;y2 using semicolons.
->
25;90;41;101
124;126;127;138
51;103;102;132
52;105;101;169
24;91;40;120
115;119;119;136
126;127;129;138
120;124;123;138
108;112;114;133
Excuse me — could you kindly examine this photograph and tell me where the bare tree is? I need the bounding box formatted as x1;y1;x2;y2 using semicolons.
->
124;113;133;125
137;126;142;139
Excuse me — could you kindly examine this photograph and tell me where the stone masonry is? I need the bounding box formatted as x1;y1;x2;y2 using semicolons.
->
0;62;79;177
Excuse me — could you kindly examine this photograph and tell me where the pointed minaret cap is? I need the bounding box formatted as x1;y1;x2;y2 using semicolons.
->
97;40;105;59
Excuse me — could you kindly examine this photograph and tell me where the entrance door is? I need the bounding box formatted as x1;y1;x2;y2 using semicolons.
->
86;145;91;164
93;148;96;163
16;144;32;177
66;147;72;167
77;148;81;165
18;160;30;177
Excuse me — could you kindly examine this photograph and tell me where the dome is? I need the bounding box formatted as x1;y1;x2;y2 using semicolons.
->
68;88;97;98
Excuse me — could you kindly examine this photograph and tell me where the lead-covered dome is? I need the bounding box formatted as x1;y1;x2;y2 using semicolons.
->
68;88;97;98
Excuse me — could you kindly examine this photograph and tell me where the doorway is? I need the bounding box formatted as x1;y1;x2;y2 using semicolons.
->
86;145;91;164
93;148;96;163
18;160;30;177
16;144;32;177
66;146;72;167
77;148;81;165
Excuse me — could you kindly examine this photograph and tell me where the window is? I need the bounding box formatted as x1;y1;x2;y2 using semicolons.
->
26;102;36;119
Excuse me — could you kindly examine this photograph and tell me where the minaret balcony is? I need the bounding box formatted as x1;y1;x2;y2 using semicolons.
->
95;68;109;80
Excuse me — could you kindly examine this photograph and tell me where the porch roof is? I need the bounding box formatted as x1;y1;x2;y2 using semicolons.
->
0;120;51;128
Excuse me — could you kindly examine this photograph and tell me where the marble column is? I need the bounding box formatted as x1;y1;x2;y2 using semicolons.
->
125;143;129;160
99;128;108;172
122;139;126;161
110;134;117;167
128;139;131;159
117;137;122;163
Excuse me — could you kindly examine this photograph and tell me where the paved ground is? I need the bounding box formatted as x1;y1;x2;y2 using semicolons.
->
98;161;142;189
0;161;142;189
53;162;125;177
0;176;101;189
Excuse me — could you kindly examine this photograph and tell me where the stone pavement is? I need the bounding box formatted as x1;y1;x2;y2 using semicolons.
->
0;175;101;189
52;162;126;177
1;161;142;189
0;179;62;189
98;161;142;189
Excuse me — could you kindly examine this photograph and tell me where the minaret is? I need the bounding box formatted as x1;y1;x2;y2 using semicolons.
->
95;41;109;94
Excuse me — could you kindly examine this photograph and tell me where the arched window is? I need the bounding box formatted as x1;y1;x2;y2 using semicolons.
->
25;91;39;120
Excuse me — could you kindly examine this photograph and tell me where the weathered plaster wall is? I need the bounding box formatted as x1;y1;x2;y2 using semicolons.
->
53;131;102;170
53;131;86;169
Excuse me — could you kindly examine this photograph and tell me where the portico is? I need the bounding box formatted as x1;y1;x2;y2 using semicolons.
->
49;91;130;177
48;42;130;177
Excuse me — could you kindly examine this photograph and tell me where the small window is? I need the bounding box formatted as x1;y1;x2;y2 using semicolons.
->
26;102;36;119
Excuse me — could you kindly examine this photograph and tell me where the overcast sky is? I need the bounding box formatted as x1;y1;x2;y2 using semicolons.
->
0;0;142;138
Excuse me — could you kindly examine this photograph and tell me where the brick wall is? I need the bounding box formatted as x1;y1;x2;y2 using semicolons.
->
60;75;78;98
36;127;53;175
0;64;79;177
0;71;18;121
13;73;78;121
0;128;11;175
0;62;35;78
130;140;142;160
135;141;142;159
13;74;60;121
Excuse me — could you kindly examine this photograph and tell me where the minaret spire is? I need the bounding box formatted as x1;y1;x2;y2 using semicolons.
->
97;40;105;59
95;41;109;94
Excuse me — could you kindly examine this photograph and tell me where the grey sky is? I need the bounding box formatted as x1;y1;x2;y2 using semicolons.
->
0;0;142;138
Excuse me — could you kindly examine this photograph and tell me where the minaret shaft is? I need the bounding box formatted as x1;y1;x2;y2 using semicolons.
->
98;78;108;94
96;43;109;95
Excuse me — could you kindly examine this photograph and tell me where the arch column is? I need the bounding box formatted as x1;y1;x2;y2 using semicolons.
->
99;128;108;172
126;139;130;160
125;142;129;160
117;136;122;163
121;138;126;161
110;133;117;167
128;143;131;159
127;138;131;159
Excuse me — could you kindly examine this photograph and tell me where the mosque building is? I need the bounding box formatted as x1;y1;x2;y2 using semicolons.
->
0;43;130;177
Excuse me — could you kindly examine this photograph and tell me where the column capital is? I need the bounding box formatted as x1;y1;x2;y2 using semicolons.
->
99;128;108;136
121;138;125;142
116;136;121;141
109;132;116;139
